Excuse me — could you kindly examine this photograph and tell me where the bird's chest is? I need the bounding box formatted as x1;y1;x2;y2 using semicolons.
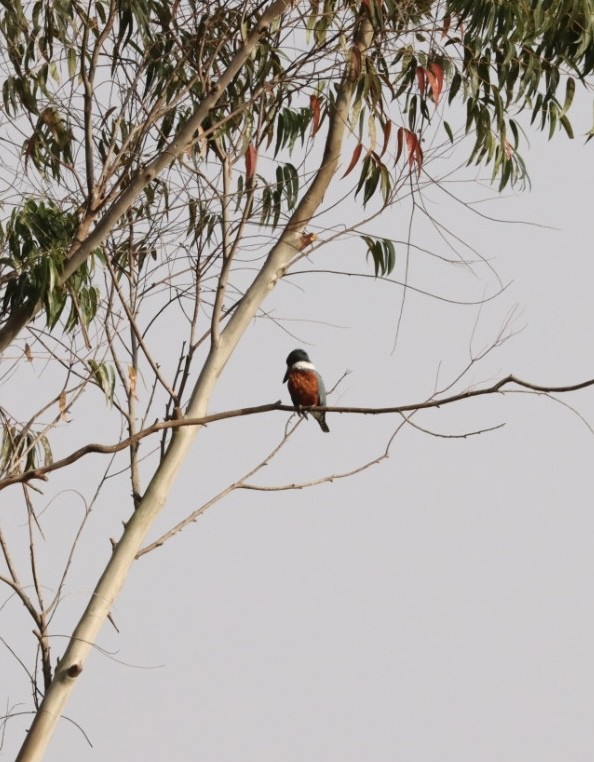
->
287;370;319;405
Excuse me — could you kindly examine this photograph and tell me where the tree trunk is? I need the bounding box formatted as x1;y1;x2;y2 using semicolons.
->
15;8;374;761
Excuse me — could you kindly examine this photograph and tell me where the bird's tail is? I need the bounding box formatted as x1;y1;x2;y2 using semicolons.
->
313;411;330;433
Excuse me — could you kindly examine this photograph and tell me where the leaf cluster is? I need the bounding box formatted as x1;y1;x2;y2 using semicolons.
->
0;0;592;390
0;199;100;331
446;0;594;186
0;412;52;479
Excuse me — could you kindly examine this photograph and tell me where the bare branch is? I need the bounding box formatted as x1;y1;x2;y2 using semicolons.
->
138;419;301;556
0;529;40;628
2;374;594;491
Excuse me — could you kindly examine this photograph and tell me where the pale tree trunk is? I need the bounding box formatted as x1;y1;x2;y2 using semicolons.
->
15;9;374;760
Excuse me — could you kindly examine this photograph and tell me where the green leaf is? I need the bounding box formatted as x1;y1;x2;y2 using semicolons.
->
363;164;380;204
559;114;574;139
88;361;116;404
361;235;396;277
448;71;462;104
559;77;575;118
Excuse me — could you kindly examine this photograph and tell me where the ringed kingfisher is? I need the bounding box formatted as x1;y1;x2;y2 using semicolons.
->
283;348;330;432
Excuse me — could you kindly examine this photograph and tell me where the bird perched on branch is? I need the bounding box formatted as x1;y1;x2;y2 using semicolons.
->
283;348;330;432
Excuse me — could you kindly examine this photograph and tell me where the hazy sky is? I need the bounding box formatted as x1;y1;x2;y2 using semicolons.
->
3;89;594;762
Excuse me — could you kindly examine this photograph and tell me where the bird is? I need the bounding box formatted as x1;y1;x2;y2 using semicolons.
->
283;348;330;432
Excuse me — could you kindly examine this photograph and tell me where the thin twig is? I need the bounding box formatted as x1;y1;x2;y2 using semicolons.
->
0;529;40;626
2;373;594;490
137;420;301;556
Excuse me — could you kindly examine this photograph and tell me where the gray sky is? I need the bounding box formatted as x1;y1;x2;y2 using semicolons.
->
3;97;594;762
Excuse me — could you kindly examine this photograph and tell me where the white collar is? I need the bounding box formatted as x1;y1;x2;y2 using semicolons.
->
291;360;316;371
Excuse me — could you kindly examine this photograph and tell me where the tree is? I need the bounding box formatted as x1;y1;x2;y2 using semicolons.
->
1;0;594;758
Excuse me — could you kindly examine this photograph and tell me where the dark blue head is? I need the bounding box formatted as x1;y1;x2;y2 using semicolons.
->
285;348;310;367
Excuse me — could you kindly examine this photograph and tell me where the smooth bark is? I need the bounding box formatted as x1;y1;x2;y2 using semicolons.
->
15;7;374;761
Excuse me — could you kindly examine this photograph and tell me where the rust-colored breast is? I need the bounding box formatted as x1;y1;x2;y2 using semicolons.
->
287;370;319;406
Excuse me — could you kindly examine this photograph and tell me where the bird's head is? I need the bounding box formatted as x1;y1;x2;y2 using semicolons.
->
285;348;310;367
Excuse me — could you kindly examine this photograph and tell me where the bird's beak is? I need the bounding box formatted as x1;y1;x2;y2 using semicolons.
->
282;370;289;383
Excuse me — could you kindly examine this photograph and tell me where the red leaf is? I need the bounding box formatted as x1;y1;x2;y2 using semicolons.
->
310;94;321;136
427;63;444;105
342;142;364;177
245;143;257;182
442;14;451;38
404;130;417;168
379;120;392;158
397;128;423;174
416;66;427;95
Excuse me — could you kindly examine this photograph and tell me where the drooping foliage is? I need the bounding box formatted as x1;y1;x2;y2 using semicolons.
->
0;0;590;482
1;3;594;754
0;0;592;357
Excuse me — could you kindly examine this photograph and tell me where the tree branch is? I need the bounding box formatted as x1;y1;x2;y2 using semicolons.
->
2;374;593;491
0;0;295;355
